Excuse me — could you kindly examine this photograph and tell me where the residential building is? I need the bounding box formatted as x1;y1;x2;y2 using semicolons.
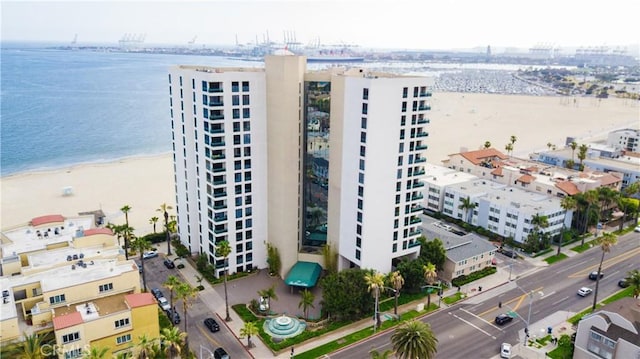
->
420;220;496;283
573;297;640;359
0;214;157;357
168;53;433;276
421;163;480;212
443;148;623;197
532;142;640;189
442;179;571;243
607;128;640;153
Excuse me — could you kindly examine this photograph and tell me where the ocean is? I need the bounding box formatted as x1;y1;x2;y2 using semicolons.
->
0;46;263;176
0;45;545;176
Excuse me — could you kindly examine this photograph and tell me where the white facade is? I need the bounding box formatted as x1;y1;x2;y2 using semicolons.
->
442;179;571;243
331;72;433;273
607;128;640;152
168;66;268;275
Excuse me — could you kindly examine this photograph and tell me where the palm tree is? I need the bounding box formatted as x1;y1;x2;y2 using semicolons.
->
569;141;578;163
546;142;554;151
618;182;640;230
4;333;51;359
559;196;577;255
423;263;437;309
364;270;385;329
483;141;491;149
149;216;159;233
369;349;394;359
577;144;588;171
136;334;158;359
298;289;315;319
597;186;618;220
216;240;232;321
391;320;438;359
505;143;513;157
83;346;109;359
121;205;132;259
176;282;198;354
592;232;617;311
132;236;152;290
529;213;550;252
106;222;122;247
581;190;600;242
624;269;640;298
258;285;278;305
239;321;259;348
388;271;404;316
458;196;477;224
163;275;181;314
121;225;135;260
160;326;186;359
157;203;173;255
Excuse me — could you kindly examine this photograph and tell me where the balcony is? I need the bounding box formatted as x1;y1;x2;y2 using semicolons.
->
210;128;224;134
213;179;226;186
213;203;227;210
419;92;433;97
209;101;224;107
408;240;422;248
410;205;423;213
411;193;424;201
208;88;223;93
416;132;429;138
414;157;426;163
409;216;421;224
413;169;425;176
412;182;425;189
212;167;226;173
214;227;228;234
213;191;227;198
214;214;228;222
415;144;428;150
210;114;224;120
211;141;225;147
407;228;422;237
418;105;432;111
417;118;430;124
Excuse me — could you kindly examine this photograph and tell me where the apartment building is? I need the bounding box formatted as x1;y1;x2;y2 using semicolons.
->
607;128;639;152
421;163;477;212
168;53;433;276
442;179;571;243
443;148;623;197
0;214;157;357
573;297;640;359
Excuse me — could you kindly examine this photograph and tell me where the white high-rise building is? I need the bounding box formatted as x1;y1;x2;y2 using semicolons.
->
168;54;433;277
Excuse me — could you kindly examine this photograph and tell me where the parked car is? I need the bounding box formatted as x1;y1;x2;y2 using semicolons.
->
142;251;158;259
213;347;230;359
589;271;604;280
165;308;180;324
204;317;220;332
163;259;176;269
577;287;593;297
157;297;171;311
618;279;630;288
258;296;269;313
495;313;514;325
500;342;512;358
634;225;640;233
151;288;164;299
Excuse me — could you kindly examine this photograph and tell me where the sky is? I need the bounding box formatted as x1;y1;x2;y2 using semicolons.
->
2;0;639;50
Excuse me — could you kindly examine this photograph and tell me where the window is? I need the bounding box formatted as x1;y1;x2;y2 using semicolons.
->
402;87;408;98
99;283;113;293
62;332;80;344
361;117;367;129
362;103;368;115
232;95;240;106
362;88;369;100
49;294;66;304
64;349;83;359
242;108;250;118
242;95;250;105
116;334;132;345
115;318;130;328
360;146;366;157
355;249;361;260
232;109;240;119
360;132;366;143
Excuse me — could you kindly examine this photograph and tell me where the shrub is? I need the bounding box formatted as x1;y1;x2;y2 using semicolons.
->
451;266;496;287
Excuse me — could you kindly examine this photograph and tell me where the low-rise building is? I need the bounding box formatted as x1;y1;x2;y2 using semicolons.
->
573;297;640;359
607;128;640;153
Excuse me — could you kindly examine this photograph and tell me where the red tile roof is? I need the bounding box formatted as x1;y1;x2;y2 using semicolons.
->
516;174;536;184
491;167;503;177
83;228;113;236
459;148;508;165
556;181;580;195
31;215;65;227
599;173;622;186
53;311;83;330
125;293;156;308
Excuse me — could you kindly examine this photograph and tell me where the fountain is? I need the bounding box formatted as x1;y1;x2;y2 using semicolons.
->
263;314;306;340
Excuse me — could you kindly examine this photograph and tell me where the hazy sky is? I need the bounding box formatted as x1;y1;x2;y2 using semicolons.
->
2;0;639;50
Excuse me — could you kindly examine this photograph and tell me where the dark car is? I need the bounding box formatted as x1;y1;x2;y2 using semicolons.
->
618;279;630;288
589;271;604;280
204;317;220;332
495;313;514;325
151;288;164;299
163;259;176;269
165;308;181;324
213;347;229;359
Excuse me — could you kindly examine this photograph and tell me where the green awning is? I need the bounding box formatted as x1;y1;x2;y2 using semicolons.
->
285;261;322;288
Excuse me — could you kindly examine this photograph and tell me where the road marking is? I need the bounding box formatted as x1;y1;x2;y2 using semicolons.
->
197;325;223;348
568;247;640;278
552;296;569;306
452;312;496;339
475;286;544;318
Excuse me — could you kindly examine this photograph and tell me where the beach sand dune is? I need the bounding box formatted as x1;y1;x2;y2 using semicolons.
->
1;93;638;235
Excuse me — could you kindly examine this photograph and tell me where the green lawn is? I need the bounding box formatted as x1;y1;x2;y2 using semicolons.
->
571;240;597;253
547;342;574;359
545;253;568;264
443;292;465;305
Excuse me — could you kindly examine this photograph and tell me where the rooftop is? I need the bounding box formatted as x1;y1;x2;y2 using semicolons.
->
53;292;131;330
420;221;496;262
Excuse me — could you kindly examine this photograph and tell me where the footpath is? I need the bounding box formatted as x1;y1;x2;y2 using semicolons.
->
171;245;579;359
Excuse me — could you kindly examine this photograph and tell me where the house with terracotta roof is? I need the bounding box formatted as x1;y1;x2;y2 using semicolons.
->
573;297;640;359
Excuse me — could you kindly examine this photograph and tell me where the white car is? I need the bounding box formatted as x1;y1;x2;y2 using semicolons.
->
142;251;158;259
577;287;593;297
500;342;512;358
157;297;171;311
634;225;640;233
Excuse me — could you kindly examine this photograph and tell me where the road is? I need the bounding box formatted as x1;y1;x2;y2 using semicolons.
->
141;255;251;359
331;232;639;358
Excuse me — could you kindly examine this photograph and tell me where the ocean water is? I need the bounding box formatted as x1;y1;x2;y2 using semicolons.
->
0;46;262;176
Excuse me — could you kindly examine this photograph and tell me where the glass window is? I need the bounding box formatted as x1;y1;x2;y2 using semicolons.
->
232;95;240;106
232;82;239;92
361;117;367;129
362;88;369;100
362;103;368;115
242;108;250;118
242;95;250;105
232;109;240;119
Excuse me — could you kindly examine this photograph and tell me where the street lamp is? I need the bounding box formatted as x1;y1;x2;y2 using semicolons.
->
502;285;544;345
373;286;399;334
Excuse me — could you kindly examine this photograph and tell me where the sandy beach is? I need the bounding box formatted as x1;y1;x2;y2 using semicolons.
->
1;92;638;234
